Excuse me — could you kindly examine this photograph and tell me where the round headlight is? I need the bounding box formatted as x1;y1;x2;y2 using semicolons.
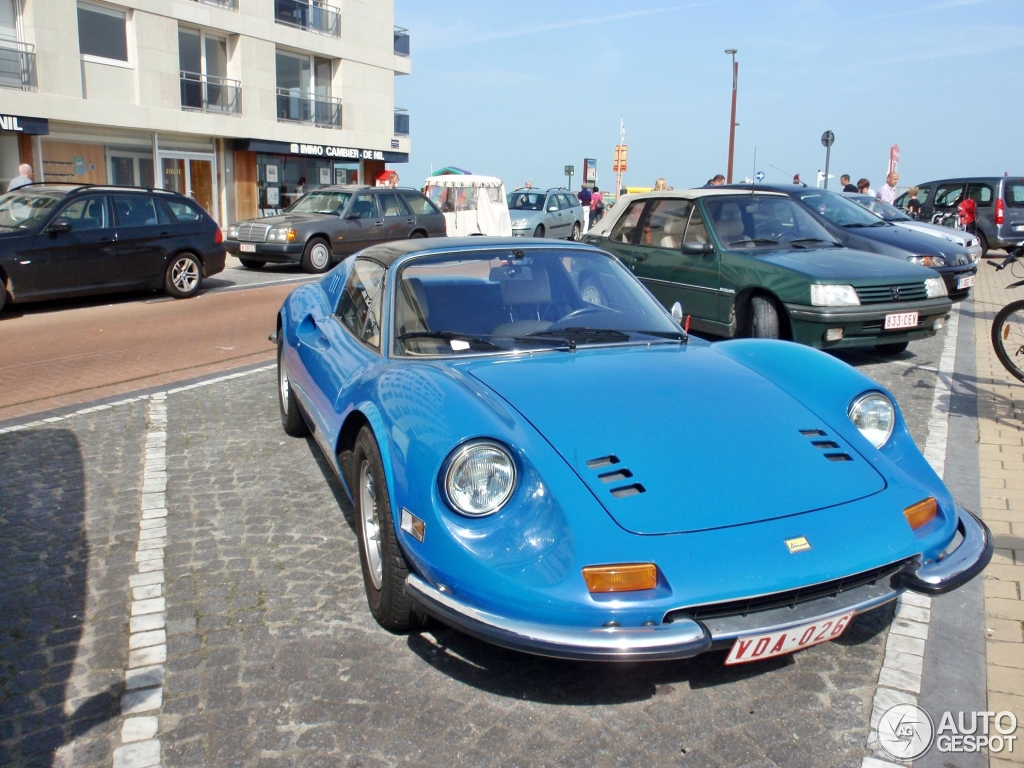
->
848;393;895;449
443;441;516;516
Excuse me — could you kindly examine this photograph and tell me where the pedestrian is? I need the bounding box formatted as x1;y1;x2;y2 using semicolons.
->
957;193;978;235
654;178;667;191
840;174;857;193
590;185;605;225
7;163;32;191
905;186;922;219
524;181;532;189
857;178;874;196
703;174;725;188
876;172;898;204
578;184;592;233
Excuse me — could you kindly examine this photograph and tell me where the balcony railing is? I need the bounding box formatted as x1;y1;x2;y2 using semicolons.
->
394;26;410;57
276;88;342;129
180;71;242;115
0;39;37;91
394;108;409;137
275;0;340;37
191;0;237;9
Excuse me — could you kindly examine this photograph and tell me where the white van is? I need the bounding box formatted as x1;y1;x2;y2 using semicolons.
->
422;175;512;237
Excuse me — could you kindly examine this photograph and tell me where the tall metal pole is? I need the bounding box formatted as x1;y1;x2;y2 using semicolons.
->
725;49;738;184
823;146;831;190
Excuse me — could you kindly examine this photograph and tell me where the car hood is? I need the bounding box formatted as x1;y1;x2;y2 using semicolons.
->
239;213;337;227
755;246;937;281
839;221;969;259
464;345;886;534
895;221;979;249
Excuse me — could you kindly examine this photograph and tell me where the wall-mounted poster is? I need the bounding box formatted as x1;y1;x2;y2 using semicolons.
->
266;186;280;205
319;167;331;185
265;165;279;183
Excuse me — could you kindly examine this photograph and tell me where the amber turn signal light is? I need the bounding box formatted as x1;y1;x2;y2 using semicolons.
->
582;563;657;593
903;497;937;529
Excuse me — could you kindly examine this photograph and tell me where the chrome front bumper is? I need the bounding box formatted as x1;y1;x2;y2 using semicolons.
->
900;506;993;594
405;506;992;662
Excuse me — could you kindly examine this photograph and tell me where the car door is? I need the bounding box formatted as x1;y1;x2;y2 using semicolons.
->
629;198;721;323
931;182;965;223
967;181;994;241
289;258;386;444
338;192;385;252
401;191;446;236
379;192;414;240
111;194;176;286
544;193;565;237
558;194;579;236
601;198;648;266
19;194;120;295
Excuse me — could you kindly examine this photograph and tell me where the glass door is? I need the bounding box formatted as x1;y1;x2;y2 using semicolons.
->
160;155;218;222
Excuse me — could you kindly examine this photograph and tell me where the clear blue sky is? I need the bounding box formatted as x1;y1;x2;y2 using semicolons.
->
393;0;1023;193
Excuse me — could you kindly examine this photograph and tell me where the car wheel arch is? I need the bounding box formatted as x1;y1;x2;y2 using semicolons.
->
733;288;792;340
335;405;396;508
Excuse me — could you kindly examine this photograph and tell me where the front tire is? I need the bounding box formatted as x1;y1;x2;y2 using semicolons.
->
300;237;332;274
277;332;309;437
749;295;780;339
533;224;545;238
165;253;202;298
992;299;1024;382
875;341;909;356
570;222;581;241
978;231;990;257
239;258;266;270
353;427;420;632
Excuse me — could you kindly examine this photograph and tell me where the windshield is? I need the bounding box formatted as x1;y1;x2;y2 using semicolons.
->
0;189;65;229
286;190;351;215
393;248;682;356
795;189;887;227
849;195;910;222
508;192;546;211
702;195;839;249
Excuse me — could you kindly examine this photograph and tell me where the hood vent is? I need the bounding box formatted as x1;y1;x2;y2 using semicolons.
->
610;483;646;499
586;455;647;499
801;430;853;463
598;469;633;484
825;453;853;462
586;455;620;469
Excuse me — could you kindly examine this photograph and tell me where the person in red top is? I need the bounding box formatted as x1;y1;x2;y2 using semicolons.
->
957;195;978;234
590;186;605;225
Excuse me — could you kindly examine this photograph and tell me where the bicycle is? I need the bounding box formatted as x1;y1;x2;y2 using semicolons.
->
990;242;1024;382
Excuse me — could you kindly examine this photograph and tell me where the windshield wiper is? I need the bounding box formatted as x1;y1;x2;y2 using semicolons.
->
625;329;688;343
787;237;841;248
513;327;633;351
728;237;785;246
397;331;499;350
843;221;888;228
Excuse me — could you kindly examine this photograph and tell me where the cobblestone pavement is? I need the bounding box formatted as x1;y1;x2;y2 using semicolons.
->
0;326;955;767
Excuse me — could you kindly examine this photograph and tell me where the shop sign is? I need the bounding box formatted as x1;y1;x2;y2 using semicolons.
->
0;114;49;135
289;142;385;160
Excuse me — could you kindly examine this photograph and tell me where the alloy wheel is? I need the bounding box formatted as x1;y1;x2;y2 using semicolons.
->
359;459;383;590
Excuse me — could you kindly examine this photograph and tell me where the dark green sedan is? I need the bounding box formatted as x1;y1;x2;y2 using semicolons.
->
584;190;953;354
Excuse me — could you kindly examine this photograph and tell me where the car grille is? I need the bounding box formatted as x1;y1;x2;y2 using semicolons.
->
664;559;910;623
237;223;271;242
855;283;928;303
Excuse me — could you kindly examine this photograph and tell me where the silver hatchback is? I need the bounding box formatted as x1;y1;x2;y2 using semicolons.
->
507;188;585;240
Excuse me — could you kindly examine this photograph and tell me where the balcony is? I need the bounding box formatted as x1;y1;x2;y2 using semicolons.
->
276;88;342;129
0;39;37;91
394;26;410;57
394;108;409;137
190;0;237;9
180;71;242;115
275;0;340;37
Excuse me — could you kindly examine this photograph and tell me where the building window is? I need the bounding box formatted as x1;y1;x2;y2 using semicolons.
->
178;26;240;114
275;48;340;128
77;2;128;64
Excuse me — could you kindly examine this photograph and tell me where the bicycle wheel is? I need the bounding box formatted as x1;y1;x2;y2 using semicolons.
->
992;299;1024;383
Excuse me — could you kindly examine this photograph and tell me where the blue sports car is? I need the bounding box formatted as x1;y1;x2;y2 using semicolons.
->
274;237;992;663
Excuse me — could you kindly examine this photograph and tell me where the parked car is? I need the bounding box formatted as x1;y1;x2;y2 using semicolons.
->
225;185;446;274
422;175;512;237
0;183;225;312
732;185;977;302
893;176;1024;255
506;187;585;240
585;189;952;355
847;193;983;261
274;237;991;662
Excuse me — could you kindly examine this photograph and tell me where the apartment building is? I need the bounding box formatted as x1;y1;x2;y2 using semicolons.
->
0;0;411;225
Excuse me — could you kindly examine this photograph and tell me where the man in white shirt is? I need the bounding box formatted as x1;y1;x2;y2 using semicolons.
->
876;172;898;205
7;164;33;191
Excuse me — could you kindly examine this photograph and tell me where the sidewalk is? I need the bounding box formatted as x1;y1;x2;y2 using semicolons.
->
973;254;1024;767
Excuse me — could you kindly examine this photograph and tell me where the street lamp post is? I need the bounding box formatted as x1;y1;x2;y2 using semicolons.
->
725;49;738;184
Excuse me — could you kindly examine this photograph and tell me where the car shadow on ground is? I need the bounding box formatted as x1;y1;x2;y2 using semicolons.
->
0;428;122;766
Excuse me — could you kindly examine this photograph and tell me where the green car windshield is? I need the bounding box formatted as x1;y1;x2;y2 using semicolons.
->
393;248;683;356
795;189;887;228
0;189;65;229
702;195;839;249
287;190;352;215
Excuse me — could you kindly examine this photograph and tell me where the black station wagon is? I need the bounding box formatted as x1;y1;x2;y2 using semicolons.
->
0;184;225;313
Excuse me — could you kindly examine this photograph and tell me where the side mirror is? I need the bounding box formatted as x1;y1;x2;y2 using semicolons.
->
671;302;685;324
47;219;73;234
547;206;558;212
681;241;713;255
345;212;360;220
